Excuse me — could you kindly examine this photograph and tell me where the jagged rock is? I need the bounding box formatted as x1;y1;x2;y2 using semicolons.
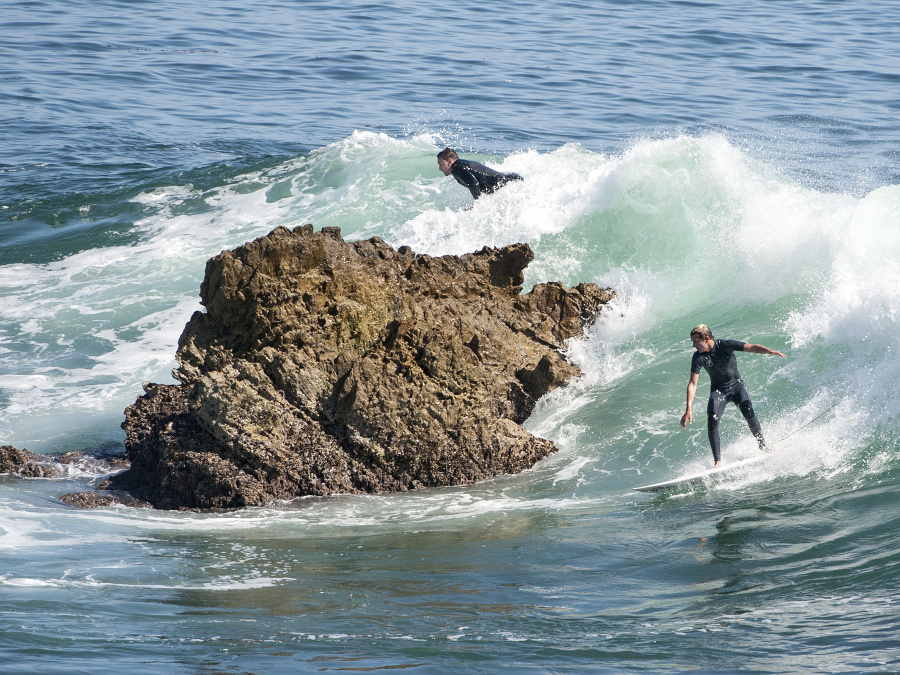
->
0;445;39;474
111;225;614;510
0;446;127;479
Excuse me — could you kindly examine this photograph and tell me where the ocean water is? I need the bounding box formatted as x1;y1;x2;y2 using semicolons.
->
2;1;900;673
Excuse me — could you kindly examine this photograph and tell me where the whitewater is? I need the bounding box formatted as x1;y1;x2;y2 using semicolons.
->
2;0;900;673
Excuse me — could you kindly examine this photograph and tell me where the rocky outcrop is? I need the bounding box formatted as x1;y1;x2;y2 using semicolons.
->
109;225;613;510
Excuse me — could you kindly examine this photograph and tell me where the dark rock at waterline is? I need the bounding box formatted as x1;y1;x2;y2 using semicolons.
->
0;445;128;479
0;445;41;475
110;225;614;510
58;490;149;509
0;445;135;507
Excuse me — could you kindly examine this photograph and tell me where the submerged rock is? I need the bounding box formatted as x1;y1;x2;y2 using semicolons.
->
58;490;148;509
0;445;127;479
110;225;613;510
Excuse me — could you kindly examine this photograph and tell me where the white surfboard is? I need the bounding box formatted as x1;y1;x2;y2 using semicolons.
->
633;454;768;493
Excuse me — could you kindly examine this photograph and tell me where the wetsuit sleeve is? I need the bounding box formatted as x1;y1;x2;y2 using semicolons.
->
720;339;747;351
690;351;703;375
452;163;483;199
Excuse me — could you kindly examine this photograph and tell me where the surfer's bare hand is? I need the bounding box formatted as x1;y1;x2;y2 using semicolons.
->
680;410;692;428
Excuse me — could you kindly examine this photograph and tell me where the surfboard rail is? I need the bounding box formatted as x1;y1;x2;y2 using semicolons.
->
633;454;768;493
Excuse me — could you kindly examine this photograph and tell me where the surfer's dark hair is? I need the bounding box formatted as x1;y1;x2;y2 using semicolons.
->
437;147;458;161
690;324;713;340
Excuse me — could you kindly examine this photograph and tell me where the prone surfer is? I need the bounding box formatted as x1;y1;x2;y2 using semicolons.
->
680;324;786;466
437;147;523;201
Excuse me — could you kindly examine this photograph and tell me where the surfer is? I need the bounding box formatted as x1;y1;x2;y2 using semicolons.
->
437;147;523;200
680;324;786;466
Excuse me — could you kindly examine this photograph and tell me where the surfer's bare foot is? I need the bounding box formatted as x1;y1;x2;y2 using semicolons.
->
714;461;722;467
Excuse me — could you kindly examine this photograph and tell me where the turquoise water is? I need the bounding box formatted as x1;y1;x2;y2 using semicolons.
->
2;1;900;673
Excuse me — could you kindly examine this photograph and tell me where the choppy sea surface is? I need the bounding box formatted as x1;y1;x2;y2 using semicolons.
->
3;1;900;673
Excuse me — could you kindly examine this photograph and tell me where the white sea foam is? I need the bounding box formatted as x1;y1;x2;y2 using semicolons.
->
551;456;592;486
390;142;607;257
0;573;289;591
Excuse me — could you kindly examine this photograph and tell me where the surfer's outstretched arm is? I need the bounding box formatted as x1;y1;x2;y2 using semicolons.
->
680;372;700;428
743;343;786;358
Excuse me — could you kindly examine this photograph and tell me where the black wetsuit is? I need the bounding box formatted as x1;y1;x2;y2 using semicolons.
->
691;339;765;463
451;159;523;199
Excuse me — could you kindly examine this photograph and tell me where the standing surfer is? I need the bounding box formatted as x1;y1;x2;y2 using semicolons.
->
680;324;786;466
437;147;523;201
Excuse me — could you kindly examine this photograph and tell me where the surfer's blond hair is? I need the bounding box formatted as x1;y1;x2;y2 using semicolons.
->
690;324;713;340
